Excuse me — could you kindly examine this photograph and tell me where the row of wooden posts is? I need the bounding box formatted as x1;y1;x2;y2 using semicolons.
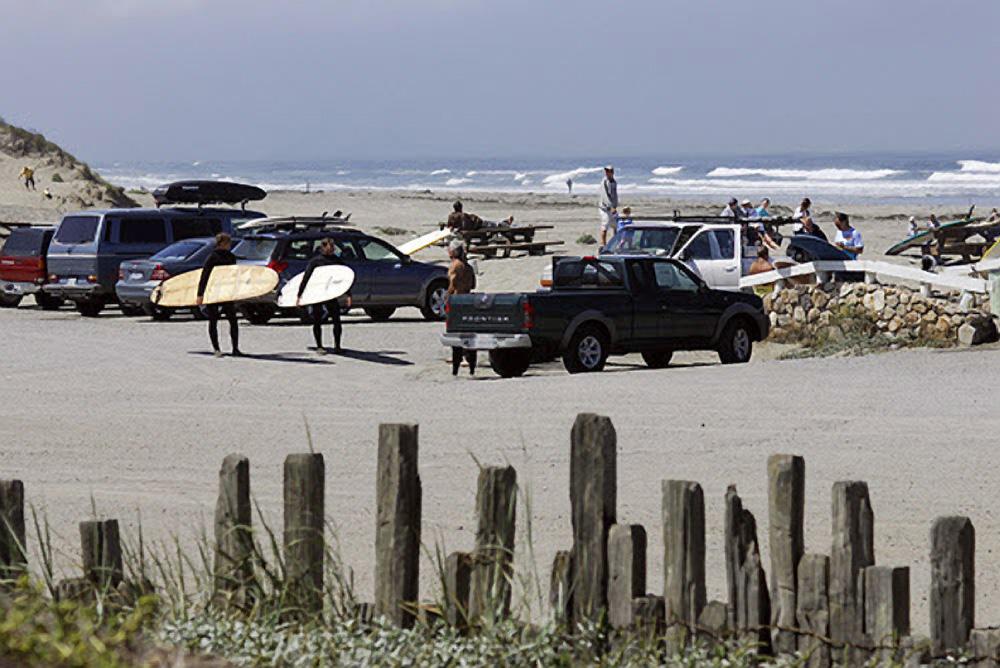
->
0;414;996;665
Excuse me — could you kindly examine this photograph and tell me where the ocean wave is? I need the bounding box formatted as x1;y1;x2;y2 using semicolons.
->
707;167;903;180
445;177;472;186
542;166;604;186
430;168;451;175
958;160;1000;173
651;166;683;176
927;171;1000;183
645;176;1000;196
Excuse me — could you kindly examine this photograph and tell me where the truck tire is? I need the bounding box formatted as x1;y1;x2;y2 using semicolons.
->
717;318;753;364
641;349;673;369
364;306;396;321
0;293;22;308
489;349;532;378
144;303;174;321
35;292;64;310
421;280;449;321
241;304;276;325
76;298;105;317
119;302;145;317
562;324;609;374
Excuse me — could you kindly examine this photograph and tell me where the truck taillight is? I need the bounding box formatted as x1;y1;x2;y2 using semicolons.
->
150;264;170;281
444;296;451;325
267;260;289;274
35;258;44;269
87;275;98;283
523;299;534;330
49;274;57;282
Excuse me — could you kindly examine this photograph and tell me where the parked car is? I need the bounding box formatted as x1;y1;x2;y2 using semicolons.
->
232;219;449;324
444;254;769;377
0;226;64;309
44;207;264;317
115;237;218;320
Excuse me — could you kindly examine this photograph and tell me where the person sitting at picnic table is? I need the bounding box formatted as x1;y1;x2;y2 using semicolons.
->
832;212;863;258
447;201;484;231
616;206;633;229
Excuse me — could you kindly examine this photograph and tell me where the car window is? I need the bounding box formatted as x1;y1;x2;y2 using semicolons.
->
285;239;316;261
606;227;679;254
355;237;402;262
116;216;167;244
1;230;45;257
712;229;735;259
171;217;221;241
233;238;277;261
685;232;715;260
151;240;206;262
553;259;624;287
54;216;100;244
653;262;699;292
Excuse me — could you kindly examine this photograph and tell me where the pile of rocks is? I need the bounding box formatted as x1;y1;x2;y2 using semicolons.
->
763;282;998;347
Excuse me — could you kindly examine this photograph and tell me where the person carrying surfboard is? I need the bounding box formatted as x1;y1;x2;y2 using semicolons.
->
296;238;350;354
196;233;241;357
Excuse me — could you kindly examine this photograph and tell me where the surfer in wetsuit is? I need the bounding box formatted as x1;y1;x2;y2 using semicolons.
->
296;238;350;354
197;233;241;358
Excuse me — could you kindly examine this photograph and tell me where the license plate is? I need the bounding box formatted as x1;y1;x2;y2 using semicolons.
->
66;278;77;286
130;272;144;281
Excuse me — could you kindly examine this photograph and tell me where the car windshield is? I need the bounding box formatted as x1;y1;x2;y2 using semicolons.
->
151;240;207;262
54;215;100;244
233;238;277;261
1;230;46;257
605;227;680;255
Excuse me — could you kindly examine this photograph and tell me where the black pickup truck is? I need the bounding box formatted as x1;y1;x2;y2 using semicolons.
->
441;255;769;377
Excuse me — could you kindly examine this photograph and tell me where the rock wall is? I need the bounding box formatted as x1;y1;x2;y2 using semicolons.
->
763;282;998;348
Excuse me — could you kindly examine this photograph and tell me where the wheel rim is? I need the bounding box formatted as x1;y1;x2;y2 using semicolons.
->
733;328;750;360
578;335;602;368
430;287;448;317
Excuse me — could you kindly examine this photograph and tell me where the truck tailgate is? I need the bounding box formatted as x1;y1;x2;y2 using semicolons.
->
447;293;525;333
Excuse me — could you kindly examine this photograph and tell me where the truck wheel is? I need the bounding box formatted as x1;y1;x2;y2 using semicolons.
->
489;349;532;378
35;292;64;310
421;280;449;321
718;319;753;364
0;293;23;308
76;298;105;317
144;304;173;321
241;304;276;325
562;325;609;374
364;306;396;322
119;302;144;317
641;349;673;369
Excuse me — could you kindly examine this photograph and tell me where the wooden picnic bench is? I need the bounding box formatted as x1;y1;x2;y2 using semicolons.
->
437;222;563;258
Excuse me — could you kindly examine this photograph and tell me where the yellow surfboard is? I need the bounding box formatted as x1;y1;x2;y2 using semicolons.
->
397;229;452;256
151;265;278;307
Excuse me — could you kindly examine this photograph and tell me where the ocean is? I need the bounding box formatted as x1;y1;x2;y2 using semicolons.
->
96;152;1000;207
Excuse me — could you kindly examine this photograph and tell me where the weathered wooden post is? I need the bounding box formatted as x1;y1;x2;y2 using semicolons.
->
214;454;253;599
607;524;646;629
830;481;874;663
726;485;771;654
864;565;910;663
444;551;472;629
930;516;974;657
550;550;574;624
80;519;123;589
632;595;666;640
570;413;616;624
375;423;421;628
797;553;831;668
768;455;805;654
662;480;705;641
283;453;325;615
0;480;26;581
469;465;517;621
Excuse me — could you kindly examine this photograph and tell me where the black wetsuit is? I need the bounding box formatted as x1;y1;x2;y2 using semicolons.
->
198;248;240;354
298;253;346;352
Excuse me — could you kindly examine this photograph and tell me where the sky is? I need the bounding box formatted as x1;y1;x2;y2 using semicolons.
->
1;0;999;162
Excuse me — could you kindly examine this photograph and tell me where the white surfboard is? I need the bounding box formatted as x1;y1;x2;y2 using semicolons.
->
277;265;355;308
397;229;452;256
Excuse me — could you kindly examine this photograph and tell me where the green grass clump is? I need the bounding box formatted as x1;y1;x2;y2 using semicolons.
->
576;234;598;245
375;226;411;236
50;172;64;183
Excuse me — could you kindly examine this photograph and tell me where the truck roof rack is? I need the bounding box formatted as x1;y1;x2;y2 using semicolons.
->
238;213;354;233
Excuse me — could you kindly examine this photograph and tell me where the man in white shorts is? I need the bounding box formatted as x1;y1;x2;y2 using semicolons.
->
598;165;618;247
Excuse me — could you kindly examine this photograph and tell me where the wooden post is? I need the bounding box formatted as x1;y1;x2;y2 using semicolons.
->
469;465;517;621
608;524;646;629
930;516;974;657
283;453;325;615
550;549;574;624
768;455;805;654
632;594;665;640
830;481;874;659
725;485;772;654
569;413;616;624
797;553;831;668
375;423;421;628
79;519;123;589
662;480;706;639
214;454;253;598
0;480;26;581
864;565;910;663
444;551;472;629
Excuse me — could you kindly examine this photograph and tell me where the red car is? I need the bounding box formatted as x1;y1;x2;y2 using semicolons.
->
0;226;64;309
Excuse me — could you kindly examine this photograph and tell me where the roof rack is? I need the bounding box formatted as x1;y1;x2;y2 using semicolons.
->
238;212;354;233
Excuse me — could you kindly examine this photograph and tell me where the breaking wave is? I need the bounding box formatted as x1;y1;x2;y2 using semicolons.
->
958;160;1000;173
707;167;903;180
542;166;604;186
651;166;683;176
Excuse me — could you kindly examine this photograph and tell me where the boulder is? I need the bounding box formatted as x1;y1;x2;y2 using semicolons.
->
793;306;807;323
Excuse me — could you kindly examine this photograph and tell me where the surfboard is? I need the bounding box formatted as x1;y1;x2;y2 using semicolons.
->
151;265;278;307
397;229;452;256
277;265;355;308
152;181;267;207
885;218;979;255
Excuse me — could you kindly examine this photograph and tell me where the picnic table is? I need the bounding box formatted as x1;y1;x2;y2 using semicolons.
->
438;222;564;258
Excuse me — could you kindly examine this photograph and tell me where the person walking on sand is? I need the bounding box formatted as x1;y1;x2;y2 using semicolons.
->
19;166;35;191
196;233;241;358
296;238;351;355
447;240;477;376
598;165;618;247
566;177;573;195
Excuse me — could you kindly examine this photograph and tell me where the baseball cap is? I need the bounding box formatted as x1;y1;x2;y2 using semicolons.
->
741;199;752;206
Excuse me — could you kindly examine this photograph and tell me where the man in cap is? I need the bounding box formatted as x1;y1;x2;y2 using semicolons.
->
740;199;756;218
720;197;741;218
598;165;618;247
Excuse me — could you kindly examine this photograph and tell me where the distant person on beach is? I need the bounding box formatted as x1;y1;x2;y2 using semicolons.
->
598;166;619;247
908;216;919;236
928;214;941;230
794;216;828;242
988;208;1000;224
446;201;484;232
720;197;741;218
833;212;863;258
447;240;477;376
19;166;35;191
792;197;812;232
617;206;633;229
196;233;241;358
296;237;350;355
566;178;573;194
755;198;772;218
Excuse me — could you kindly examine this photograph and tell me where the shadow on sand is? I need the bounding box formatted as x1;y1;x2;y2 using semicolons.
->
188;350;333;365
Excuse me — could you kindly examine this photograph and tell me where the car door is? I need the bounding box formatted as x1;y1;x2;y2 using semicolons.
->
624;260;663;345
679;228;740;289
329;237;370;302
650;260;717;341
353;237;412;304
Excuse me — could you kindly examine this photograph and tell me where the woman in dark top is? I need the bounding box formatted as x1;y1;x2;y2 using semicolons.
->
196;232;241;357
296;238;350;354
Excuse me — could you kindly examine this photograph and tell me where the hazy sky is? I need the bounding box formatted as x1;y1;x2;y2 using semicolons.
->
2;0;998;162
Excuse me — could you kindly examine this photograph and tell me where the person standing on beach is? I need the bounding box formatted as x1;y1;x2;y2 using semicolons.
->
566;178;573;194
598;166;618;247
19;166;35;191
446;240;477;376
792;197;812;232
196;233;241;358
296;238;350;354
795;216;828;242
832;212;863;258
720;197;741;218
